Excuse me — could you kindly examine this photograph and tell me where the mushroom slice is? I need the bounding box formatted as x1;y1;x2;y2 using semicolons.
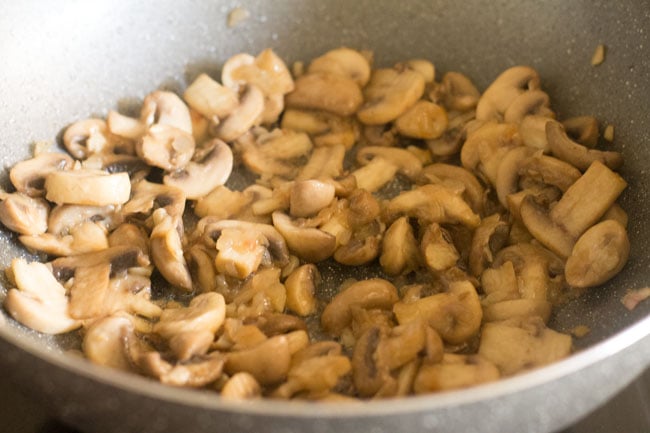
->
351;326;394;397
519;195;575;258
214;84;266;142
163;138;233;200
503;90;553;124
420;223;460;272
107;110;147;141
393;280;482;345
394;101;448;140
123;179;186;220
154;293;226;360
63;118;111;159
183;73;239;122
9;152;73;197
565;220;630;288
19;220;109;257
49;245;149;281
222;49;294;95
194;185;252;220
98;153;151;180
468;213;510;277
351;157;399;193
237;128;313;179
150;208;192;290
419;163;485;215
478;316;572;376
562;116;599;147
441;71;480;112
321;278;399;336
224;335;291;386
272;211;336;263
136;124;196;171
546;120;623;171
380;217;421;276
413;354;500;393
3;258;81;334
308;47;371;87
494;146;539;207
0;192;49;235
519;114;553;150
296;144;346;181
460;121;521;181
221;372;262;400
356;146;423;180
215;227;269;279
281;109;359;149
44;169;131;206
400;59;436;83
520;153;582;193
549;160;627;239
138;351;225;387
357;68;426;125
284;264;319;316
140;90;193;134
48;204;121;235
386;184;480;228
272;353;352;399
83;313;136;371
289;179;336;218
285;73;363;117
475;66;541;121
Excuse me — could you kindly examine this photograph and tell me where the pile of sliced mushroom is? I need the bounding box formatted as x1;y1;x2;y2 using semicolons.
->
1;47;630;400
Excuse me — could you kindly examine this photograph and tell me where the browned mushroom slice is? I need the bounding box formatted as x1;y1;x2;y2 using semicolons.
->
503;90;553;124
468;213;510;277
224;335;291;386
494;146;539;207
519;154;582;193
307;47;371;87
150;208;192;290
357;67;425;125
272;353;352;399
546;120;622;171
163;138;233;200
221;372;262;400
333;225;382;266
138;351;225;387
441;71;480;112
108;223;150;257
0;192;49;235
386;184;480;228
222;49;294;95
296;144;346;181
419;163;486;215
321;279;399;336
519;195;575;259
286;73;363;117
380;216;421;276
3;259;81;334
289;180;336;218
214;227;269;279
272;211;336;263
394;101;448;140
413;353;500;393
9;152;73;197
476;66;541;121
352;326;395;397
562;116;599;147
393;280;482;345
565;220;630;288
519;114;553;150
280;109;359;149
478;316;572;376
284;264;320;316
356;146;423;180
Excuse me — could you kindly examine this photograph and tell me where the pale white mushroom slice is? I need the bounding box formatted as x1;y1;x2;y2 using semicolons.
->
307;47;372;87
3;259;81;334
215;227;269;279
136;124;196;171
150;208;192;291
357;68;426;125
163;138;233;200
44;169;131;206
214;84;266;142
9;152;74;197
140;90;193;134
19;221;109;257
0;192;49;235
183;73;239;122
107;110;148;141
122;179;186;220
289;180;336;218
63;118;111;159
83;313;136;371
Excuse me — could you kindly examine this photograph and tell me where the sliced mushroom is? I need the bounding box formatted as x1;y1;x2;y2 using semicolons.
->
308;47;371;87
3;259;81;334
280;109;359;149
546;120;623;171
380;216;421;276
520;153;582;193
0;192;49;235
138;351;225;387
224;335;291;386
400;59;435;83
420;223;460;272
394;101;448;140
441;71;480;112
108;223;149;257
140;90;193;134
50;245;149;281
214;84;266;142
284;264;319;316
272;211;336;263
296;144;346;181
351;157;399;193
183;73;239;122
150;208;192;290
289;179;336;218
273;353;352;399
48;204;121;236
413;354;500;393
221;372;262;400
519;195;575;258
334;221;383;266
519;114;553;150
136;124;196;171
63;118;110;159
351;326;394;397
222;49;294;96
107;110;147;141
419;163;485;215
503;90;553;124
478;316;572;376
321;278;399;336
356;146;423;180
285;73;363;117
494;146;539;207
393;280;482;345
194;185;252;220
123;179;186;220
83;313;136;371
214;227;269;279
9;152;73;197
385;184;481;228
562;116;599;147
565;220;629;288
475;66;541;121
163;138;233;199
460;121;522;183
44;169;131;206
18;221;109;257
468;213;510;277
357;68;425;125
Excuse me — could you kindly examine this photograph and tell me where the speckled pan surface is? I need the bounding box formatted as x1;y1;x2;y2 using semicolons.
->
0;1;648;433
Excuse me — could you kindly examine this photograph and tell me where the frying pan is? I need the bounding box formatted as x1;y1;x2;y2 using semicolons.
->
0;1;648;432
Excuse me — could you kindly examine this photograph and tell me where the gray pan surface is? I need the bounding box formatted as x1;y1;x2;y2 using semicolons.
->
0;1;648;432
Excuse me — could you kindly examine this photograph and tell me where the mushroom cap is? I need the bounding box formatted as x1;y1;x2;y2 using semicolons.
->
9;152;74;197
140;90;193;134
45;169;131;206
